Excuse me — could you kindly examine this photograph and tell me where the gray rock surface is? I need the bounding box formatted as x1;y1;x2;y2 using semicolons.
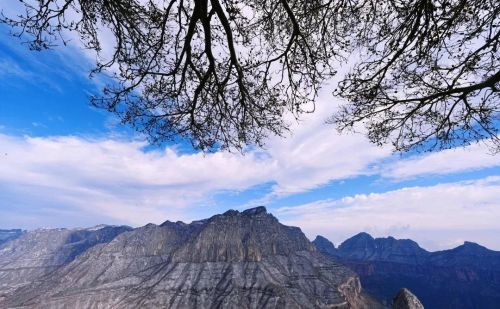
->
0;225;132;295
392;288;424;309
0;207;380;309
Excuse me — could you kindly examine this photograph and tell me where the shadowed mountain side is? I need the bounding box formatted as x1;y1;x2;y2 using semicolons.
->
313;233;500;309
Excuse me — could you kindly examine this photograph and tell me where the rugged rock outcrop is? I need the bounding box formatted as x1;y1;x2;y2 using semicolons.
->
314;233;500;309
0;207;380;309
392;288;424;309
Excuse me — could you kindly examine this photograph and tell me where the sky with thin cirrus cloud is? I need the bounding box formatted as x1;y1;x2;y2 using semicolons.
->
0;11;500;251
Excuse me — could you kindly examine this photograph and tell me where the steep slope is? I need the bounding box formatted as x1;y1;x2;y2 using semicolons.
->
2;207;381;309
314;233;500;309
0;225;132;295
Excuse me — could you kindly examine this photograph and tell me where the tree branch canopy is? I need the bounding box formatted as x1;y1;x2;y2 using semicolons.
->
331;0;500;153
1;0;352;150
2;0;499;152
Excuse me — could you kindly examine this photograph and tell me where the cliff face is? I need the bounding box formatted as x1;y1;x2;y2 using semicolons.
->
0;207;380;309
314;233;500;309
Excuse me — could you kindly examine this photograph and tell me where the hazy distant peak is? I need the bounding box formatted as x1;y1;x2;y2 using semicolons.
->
84;224;132;231
447;241;498;255
313;235;334;246
338;232;374;249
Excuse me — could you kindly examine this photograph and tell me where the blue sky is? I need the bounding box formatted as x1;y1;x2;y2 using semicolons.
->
1;24;500;251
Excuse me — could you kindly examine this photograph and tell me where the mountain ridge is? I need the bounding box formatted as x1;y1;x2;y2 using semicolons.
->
313;232;500;309
0;207;382;309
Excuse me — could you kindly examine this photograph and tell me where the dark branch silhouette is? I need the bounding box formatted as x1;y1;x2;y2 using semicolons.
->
2;0;499;152
1;0;351;151
331;0;500;153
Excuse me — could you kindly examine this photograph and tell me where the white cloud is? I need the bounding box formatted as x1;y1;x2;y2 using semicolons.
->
0;19;391;229
383;142;500;180
276;177;500;251
0;134;267;226
264;97;390;195
0;113;386;228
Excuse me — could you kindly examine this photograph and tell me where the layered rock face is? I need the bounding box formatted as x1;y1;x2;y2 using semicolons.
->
0;207;380;309
314;233;500;309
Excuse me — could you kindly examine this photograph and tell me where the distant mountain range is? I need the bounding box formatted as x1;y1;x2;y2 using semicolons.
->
0;229;24;246
0;207;381;308
313;233;500;309
2;208;496;308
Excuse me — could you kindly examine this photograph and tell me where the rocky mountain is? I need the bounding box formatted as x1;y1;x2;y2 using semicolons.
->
0;230;24;247
0;207;381;309
313;233;500;309
312;235;337;257
336;233;429;264
0;225;132;295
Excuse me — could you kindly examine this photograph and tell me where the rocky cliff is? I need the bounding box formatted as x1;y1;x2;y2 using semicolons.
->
0;207;380;309
314;233;500;309
392;288;424;309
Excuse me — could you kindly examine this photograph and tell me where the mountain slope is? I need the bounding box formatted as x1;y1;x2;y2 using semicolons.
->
314;233;500;309
1;207;381;309
0;225;132;295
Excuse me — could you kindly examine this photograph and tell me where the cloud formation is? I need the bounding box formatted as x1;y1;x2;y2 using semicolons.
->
277;177;500;250
0;114;387;228
384;142;500;180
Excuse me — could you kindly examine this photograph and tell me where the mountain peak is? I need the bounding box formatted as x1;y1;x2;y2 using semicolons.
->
463;241;483;248
241;206;267;216
173;206;312;263
451;241;492;254
336;233;428;262
312;235;337;256
339;232;374;248
352;232;375;241
314;235;333;244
